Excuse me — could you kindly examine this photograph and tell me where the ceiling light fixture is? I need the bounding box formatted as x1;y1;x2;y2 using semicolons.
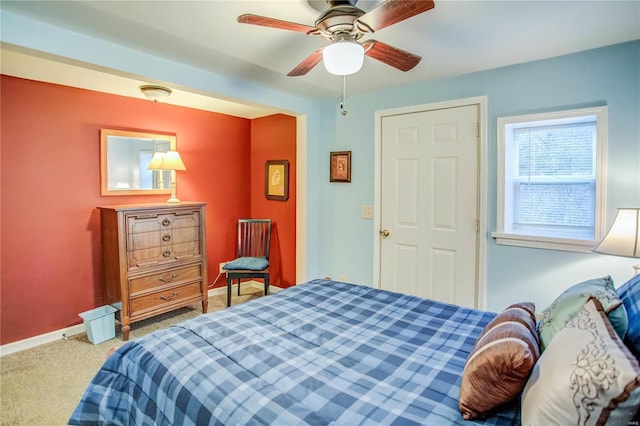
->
140;85;172;102
322;33;365;76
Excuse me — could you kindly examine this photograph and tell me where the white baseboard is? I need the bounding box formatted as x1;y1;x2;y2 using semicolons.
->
0;323;86;357
1;281;285;357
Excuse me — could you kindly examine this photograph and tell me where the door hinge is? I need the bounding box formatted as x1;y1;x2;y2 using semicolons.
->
476;123;480;138
476;219;480;234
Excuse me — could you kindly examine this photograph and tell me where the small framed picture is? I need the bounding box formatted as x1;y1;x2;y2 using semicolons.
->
330;151;351;183
265;160;289;201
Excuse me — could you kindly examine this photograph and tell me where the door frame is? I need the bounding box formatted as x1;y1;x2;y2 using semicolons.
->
373;96;489;309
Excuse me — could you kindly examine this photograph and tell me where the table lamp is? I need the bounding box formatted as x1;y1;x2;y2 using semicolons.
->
147;150;186;203
593;207;640;275
147;152;166;189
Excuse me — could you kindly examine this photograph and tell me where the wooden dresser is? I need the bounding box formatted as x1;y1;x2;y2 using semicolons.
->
98;202;208;340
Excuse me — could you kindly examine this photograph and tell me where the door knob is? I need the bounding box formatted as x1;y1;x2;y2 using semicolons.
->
380;229;390;238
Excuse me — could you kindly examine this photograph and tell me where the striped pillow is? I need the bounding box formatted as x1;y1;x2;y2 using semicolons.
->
459;302;540;420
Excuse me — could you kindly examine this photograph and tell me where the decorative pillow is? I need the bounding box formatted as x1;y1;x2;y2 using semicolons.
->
617;273;640;357
222;257;269;271
522;297;640;425
459;302;540;420
538;276;628;351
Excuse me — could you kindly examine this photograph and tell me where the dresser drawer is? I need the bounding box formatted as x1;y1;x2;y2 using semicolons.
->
128;227;199;252
130;281;203;316
127;240;201;269
126;212;201;269
171;213;201;230
127;215;163;234
127;211;201;236
129;264;202;294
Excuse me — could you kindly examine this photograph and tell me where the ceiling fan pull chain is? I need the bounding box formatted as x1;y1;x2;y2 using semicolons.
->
340;75;348;116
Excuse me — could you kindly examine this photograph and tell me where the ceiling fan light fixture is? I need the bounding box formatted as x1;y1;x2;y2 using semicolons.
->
140;85;172;102
322;35;365;76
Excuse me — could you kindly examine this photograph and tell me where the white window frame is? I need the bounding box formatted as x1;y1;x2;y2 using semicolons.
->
492;106;608;253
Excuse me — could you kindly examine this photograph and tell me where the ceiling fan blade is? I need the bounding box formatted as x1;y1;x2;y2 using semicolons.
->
355;0;435;33
362;40;421;72
237;14;318;34
287;48;324;76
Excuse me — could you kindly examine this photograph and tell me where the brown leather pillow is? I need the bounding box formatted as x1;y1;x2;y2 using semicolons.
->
459;302;540;420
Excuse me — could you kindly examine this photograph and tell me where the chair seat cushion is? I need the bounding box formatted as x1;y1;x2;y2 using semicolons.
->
223;257;269;271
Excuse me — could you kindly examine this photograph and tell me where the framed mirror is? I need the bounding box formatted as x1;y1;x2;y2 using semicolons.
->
100;129;177;196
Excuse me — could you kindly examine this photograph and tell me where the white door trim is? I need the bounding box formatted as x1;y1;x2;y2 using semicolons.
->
295;115;307;284
373;96;489;309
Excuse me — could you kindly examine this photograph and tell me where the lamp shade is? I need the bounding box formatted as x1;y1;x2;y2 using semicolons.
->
322;37;365;76
147;151;186;171
161;151;186;171
147;152;165;170
593;208;640;258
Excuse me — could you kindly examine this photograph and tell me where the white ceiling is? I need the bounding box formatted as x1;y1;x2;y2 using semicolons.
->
1;0;639;117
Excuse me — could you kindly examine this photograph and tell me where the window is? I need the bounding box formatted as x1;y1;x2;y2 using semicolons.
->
493;107;607;252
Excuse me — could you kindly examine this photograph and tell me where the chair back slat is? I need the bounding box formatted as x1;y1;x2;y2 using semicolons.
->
237;219;271;260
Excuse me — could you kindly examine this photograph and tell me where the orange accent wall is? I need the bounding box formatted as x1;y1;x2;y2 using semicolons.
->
0;75;297;345
251;115;297;287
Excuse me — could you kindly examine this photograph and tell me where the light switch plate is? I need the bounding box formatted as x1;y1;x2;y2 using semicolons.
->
361;205;373;219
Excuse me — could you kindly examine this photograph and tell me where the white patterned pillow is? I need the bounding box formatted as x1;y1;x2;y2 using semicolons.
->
522;297;640;425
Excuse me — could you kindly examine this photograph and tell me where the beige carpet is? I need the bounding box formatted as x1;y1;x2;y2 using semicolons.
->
0;287;263;426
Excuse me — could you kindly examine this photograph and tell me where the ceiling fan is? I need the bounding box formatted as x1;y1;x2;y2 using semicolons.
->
237;0;435;76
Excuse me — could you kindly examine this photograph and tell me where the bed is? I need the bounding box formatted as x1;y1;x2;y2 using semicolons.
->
68;279;524;425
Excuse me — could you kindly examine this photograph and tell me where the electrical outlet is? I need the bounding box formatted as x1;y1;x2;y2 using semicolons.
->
219;262;227;273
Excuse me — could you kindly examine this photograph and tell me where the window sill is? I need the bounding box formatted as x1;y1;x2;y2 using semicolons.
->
491;232;597;253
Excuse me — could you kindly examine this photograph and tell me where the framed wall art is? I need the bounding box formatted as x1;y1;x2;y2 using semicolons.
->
330;151;351;183
265;160;289;201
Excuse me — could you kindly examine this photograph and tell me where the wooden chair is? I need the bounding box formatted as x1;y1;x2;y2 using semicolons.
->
223;219;272;307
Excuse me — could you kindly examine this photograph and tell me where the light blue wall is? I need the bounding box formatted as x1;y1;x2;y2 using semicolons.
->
318;40;640;312
3;10;639;312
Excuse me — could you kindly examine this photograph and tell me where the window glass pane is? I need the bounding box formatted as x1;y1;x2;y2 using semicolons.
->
495;107;606;251
516;183;594;227
514;123;595;178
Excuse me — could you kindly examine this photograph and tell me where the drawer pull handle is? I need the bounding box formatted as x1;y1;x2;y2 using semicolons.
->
163;250;171;257
162;218;171;226
162;234;171;242
158;273;177;283
159;291;178;301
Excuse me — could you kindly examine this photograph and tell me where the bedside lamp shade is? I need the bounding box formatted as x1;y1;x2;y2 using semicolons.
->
593;208;640;274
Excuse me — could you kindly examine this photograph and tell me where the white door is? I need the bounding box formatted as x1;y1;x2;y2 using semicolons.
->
379;104;479;308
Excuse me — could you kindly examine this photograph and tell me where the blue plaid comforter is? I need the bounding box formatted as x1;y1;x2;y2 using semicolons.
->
69;280;520;425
